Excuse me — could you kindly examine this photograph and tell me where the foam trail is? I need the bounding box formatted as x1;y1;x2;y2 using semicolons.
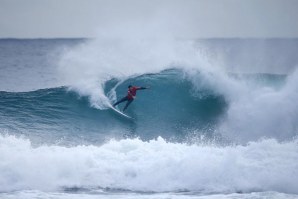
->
1;135;298;194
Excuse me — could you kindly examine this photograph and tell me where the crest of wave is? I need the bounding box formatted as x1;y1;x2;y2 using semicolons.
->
57;28;224;109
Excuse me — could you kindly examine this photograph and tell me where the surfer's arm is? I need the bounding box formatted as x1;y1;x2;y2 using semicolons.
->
136;86;150;90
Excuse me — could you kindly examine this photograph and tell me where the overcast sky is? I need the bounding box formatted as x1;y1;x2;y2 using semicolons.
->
1;0;298;38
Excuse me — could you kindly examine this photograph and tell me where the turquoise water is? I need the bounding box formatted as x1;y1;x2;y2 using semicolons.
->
0;70;228;145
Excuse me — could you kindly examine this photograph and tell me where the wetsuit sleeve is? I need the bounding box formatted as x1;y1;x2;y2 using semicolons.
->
136;87;148;90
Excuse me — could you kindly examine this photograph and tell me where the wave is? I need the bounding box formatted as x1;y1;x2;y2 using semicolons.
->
1;135;297;194
0;70;227;145
56;37;298;144
1;69;297;144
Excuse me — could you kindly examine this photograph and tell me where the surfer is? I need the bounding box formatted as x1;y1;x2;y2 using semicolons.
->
113;85;150;112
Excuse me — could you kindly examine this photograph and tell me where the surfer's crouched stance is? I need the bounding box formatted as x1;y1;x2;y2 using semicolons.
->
113;85;149;112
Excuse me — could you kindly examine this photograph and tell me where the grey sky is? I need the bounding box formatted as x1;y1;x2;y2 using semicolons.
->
1;0;298;38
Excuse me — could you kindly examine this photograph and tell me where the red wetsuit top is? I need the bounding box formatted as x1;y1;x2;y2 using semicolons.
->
127;86;145;100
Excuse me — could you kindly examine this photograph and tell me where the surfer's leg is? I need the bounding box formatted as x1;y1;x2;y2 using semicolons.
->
113;97;128;107
123;99;133;112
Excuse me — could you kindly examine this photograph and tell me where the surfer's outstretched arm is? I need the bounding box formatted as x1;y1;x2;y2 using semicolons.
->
136;86;150;90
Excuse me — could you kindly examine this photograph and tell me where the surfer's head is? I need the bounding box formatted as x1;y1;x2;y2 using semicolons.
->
128;85;132;89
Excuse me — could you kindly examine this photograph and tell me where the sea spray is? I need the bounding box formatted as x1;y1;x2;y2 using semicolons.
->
220;69;298;143
58;38;181;109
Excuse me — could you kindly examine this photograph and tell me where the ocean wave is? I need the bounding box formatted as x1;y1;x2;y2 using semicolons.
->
1;68;297;144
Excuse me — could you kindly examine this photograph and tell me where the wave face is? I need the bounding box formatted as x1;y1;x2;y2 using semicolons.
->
1;39;298;198
0;70;228;145
2;69;294;145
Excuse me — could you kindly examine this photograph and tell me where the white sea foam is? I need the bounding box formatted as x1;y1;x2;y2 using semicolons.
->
1;135;297;194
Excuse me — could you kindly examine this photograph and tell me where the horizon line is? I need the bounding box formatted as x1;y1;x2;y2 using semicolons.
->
1;37;298;40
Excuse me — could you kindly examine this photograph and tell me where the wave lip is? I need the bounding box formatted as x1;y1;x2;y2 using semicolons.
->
1;135;298;195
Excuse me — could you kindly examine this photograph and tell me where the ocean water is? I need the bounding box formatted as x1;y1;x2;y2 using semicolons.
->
0;38;298;199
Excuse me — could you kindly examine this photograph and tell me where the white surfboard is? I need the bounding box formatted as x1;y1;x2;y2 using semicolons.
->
109;105;133;119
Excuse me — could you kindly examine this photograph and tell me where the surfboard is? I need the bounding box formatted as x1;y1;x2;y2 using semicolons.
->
109;105;133;119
